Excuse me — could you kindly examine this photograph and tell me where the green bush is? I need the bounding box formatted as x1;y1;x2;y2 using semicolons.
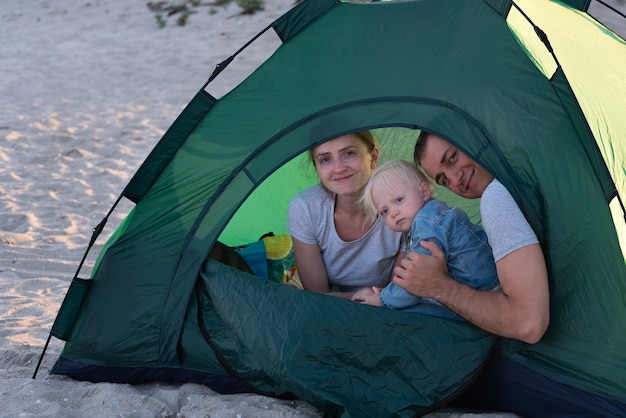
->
236;0;264;14
147;0;267;28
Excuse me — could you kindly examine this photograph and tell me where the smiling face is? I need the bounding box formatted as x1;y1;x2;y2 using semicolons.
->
372;178;431;232
418;134;493;199
312;133;379;198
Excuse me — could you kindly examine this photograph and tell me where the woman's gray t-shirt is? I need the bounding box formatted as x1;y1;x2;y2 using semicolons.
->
286;184;402;291
480;179;539;262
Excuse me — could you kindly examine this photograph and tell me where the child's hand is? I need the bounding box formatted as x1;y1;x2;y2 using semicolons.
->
351;286;375;302
352;286;383;307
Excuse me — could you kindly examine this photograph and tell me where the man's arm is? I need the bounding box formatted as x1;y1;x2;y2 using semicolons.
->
393;241;549;343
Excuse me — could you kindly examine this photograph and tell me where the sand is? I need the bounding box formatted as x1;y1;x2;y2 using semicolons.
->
0;0;623;416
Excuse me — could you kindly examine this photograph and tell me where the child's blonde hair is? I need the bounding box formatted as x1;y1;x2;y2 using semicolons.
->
360;159;433;218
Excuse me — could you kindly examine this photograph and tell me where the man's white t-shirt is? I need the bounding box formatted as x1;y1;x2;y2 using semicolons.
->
480;179;539;262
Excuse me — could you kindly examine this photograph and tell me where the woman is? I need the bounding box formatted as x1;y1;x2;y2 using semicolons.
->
286;131;402;299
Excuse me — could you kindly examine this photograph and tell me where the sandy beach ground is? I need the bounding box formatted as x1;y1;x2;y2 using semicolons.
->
0;0;623;416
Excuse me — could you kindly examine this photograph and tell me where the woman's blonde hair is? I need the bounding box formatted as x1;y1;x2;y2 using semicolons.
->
309;130;378;166
359;159;433;218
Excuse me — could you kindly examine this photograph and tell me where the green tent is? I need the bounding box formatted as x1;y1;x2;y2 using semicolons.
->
43;0;625;416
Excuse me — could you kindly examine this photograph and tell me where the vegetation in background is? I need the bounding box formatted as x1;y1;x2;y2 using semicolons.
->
147;0;265;27
235;0;265;14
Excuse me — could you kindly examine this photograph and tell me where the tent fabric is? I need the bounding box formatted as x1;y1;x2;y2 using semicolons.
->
49;0;626;416
196;261;496;416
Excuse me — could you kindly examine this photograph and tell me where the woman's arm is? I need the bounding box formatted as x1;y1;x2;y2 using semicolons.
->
292;237;329;292
291;237;360;299
393;241;549;343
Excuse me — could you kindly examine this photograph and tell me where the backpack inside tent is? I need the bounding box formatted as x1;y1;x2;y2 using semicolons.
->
42;0;626;416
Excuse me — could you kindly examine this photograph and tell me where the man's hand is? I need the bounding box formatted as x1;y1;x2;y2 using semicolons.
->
392;241;448;299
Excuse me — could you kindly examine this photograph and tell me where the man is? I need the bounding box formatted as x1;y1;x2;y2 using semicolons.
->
393;132;626;415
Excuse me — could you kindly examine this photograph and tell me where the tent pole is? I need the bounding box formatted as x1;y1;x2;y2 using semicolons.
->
32;334;52;379
202;22;275;89
32;193;125;379
618;194;626;223
511;2;561;67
